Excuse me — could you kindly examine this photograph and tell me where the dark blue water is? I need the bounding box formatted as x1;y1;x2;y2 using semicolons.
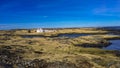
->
22;34;90;38
103;40;120;50
58;33;89;38
22;35;46;38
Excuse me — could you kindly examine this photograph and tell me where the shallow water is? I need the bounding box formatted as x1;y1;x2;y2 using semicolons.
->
103;40;120;50
21;35;46;38
22;33;90;38
58;33;89;38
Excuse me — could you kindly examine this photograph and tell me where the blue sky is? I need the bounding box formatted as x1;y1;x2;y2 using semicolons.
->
0;0;120;29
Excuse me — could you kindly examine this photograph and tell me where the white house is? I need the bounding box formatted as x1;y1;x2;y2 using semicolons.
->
36;28;44;33
36;28;56;33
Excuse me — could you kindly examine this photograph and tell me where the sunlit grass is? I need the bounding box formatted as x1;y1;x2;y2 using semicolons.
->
0;28;120;68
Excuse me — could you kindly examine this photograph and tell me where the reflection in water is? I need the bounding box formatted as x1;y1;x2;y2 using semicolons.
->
103;40;120;50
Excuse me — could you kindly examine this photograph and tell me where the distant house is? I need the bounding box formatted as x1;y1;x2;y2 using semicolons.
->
36;28;44;33
36;28;56;33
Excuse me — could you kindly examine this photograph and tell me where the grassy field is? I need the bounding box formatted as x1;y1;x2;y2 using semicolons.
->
0;28;120;68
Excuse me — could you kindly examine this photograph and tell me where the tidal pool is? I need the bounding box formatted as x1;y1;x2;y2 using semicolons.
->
103;40;120;50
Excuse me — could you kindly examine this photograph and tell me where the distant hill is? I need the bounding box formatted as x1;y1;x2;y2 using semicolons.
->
97;26;120;30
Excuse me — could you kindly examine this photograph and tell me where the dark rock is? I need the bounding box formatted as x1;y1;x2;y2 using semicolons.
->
34;51;43;54
2;46;12;49
45;61;77;68
115;51;120;57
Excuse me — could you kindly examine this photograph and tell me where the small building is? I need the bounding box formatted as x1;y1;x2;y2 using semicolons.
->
36;28;44;33
36;28;56;33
